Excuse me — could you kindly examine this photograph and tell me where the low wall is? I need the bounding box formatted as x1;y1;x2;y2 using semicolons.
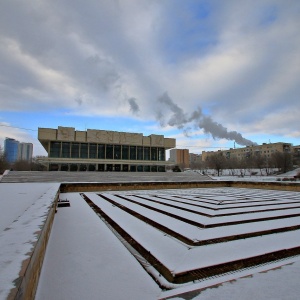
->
8;191;59;300
60;180;300;193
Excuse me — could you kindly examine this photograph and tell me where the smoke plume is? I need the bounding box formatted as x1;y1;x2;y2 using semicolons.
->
156;92;256;146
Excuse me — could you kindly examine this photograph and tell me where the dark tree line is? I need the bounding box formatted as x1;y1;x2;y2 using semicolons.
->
0;146;46;173
190;151;294;176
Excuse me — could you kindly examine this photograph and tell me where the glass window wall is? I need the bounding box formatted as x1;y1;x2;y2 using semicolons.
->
130;146;136;160
158;148;165;161
80;143;88;158
106;144;113;159
144;147;150;160
50;142;61;158
89;144;97;159
122;145;129;159
71;143;79;158
98;144;105;159
137;146;143;160
61;142;70;158
151;147;157;161
114;145;121;159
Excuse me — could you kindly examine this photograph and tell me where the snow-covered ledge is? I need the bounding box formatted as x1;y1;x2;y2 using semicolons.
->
0;183;60;300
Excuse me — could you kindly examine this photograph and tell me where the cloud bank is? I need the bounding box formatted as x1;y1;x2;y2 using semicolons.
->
0;0;299;148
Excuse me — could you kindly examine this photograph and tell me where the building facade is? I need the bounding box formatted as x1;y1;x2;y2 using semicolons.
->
38;126;176;172
4;138;33;164
189;153;202;167
202;142;292;161
169;149;190;169
4;138;19;163
18;143;33;162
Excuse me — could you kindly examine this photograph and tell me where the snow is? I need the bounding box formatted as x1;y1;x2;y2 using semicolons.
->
0;183;60;299
1;175;300;300
160;257;300;300
83;192;300;275
92;193;300;243
35;193;161;300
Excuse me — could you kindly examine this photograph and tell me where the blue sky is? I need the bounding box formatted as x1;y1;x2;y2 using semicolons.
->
0;0;299;156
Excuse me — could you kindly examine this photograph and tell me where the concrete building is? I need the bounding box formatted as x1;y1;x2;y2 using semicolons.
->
189;153;202;167
4;138;19;163
18;143;33;162
202;142;293;161
169;148;190;169
38;126;176;172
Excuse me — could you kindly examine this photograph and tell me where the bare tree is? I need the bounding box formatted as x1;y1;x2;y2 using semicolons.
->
0;146;10;174
206;153;226;176
271;152;293;173
253;154;265;176
13;160;32;171
226;157;239;176
31;157;47;171
237;157;248;177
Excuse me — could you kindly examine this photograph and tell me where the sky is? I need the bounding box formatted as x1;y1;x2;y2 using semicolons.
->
0;0;299;157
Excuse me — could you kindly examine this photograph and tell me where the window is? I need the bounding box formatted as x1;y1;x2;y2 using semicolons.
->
158;166;165;172
130;165;136;172
158;148;165;161
89;144;97;159
71;143;79;158
61;142;70;158
151;165;157;172
70;164;78;171
130;146;136;160
80;143;88;158
144;147;150;160
79;164;87;171
122;145;129;159
50;142;61;158
114;145;121;159
137;146;143;160
151;147;157;161
88;164;96;171
106;144;113;159
98;144;105;159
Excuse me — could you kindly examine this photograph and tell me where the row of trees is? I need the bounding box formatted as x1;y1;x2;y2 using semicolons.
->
0;146;46;174
189;152;295;176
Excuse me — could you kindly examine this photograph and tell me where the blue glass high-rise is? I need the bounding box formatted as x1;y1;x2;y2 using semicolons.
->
4;138;19;163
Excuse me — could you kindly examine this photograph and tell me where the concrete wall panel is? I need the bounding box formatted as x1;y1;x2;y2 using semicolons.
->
57;127;75;141
75;131;86;142
38;128;57;140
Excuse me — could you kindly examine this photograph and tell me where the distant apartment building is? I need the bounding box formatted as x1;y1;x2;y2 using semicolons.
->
169;149;190;168
189;153;202;167
202;142;292;161
18;143;33;162
293;145;300;164
4;138;33;163
38;126;176;172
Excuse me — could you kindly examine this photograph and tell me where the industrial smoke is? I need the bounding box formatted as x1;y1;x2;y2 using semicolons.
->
156;92;256;147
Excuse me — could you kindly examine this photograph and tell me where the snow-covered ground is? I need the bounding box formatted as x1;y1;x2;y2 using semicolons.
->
203;167;300;182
